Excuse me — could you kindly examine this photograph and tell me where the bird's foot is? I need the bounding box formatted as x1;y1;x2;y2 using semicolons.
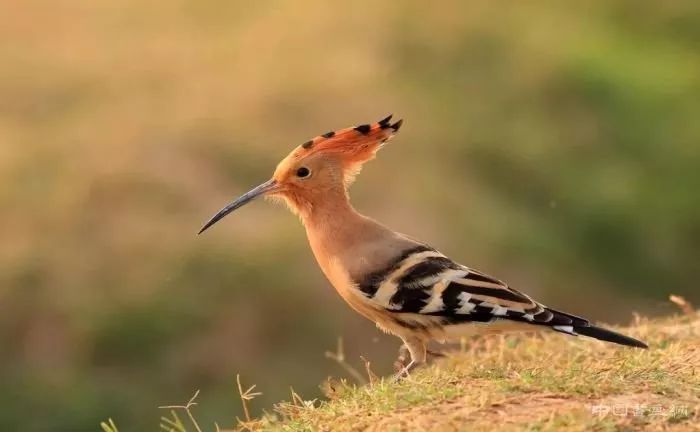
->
392;343;444;382
393;344;443;370
392;360;416;382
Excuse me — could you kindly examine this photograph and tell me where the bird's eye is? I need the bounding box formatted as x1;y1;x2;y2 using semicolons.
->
296;167;311;178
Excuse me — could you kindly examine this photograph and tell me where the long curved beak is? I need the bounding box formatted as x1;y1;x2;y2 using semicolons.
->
198;179;278;234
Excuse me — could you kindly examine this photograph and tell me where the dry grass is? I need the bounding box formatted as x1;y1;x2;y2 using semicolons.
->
253;313;699;431
105;312;699;431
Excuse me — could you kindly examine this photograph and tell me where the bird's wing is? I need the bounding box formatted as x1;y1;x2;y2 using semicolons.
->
356;245;588;333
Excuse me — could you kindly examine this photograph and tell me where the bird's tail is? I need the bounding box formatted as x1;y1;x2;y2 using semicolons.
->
574;324;648;349
546;308;648;349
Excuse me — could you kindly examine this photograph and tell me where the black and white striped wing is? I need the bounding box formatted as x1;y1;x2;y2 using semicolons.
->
357;245;585;334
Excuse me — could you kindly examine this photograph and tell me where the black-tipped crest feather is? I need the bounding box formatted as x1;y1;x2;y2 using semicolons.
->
378;114;393;128
354;124;371;134
390;119;403;131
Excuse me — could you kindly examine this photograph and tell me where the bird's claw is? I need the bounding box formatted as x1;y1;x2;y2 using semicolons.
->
392;360;415;383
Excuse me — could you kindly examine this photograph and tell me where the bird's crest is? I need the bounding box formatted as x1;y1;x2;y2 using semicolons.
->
291;114;403;167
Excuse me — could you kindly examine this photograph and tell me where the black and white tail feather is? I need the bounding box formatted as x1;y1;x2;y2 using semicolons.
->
356;244;648;349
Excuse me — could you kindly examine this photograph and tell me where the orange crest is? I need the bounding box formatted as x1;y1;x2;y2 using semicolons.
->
293;114;403;168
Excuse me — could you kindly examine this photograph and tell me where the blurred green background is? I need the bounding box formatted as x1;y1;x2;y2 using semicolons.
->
1;0;699;430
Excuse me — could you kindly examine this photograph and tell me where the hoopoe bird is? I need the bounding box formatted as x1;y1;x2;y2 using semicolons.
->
199;115;647;376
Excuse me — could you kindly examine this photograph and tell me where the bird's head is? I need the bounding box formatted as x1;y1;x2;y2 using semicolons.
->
198;115;403;234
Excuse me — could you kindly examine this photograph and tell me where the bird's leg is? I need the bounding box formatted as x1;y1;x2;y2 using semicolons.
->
393;343;410;372
393;337;426;381
395;344;444;372
393;345;407;371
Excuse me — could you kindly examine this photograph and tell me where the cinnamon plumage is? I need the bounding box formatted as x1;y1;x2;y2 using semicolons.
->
199;115;647;376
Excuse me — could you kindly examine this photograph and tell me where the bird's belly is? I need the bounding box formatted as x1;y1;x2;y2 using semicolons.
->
443;320;539;341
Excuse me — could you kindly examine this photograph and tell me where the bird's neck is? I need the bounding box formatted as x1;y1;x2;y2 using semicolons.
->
301;188;378;272
303;189;365;249
299;188;418;290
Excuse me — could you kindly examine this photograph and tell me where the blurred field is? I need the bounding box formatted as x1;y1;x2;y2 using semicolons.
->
0;1;699;430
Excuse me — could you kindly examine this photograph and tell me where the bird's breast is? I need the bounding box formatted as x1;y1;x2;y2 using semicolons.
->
319;255;373;311
313;252;403;334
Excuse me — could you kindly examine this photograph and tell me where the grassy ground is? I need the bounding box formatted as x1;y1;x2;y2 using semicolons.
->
106;311;699;432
